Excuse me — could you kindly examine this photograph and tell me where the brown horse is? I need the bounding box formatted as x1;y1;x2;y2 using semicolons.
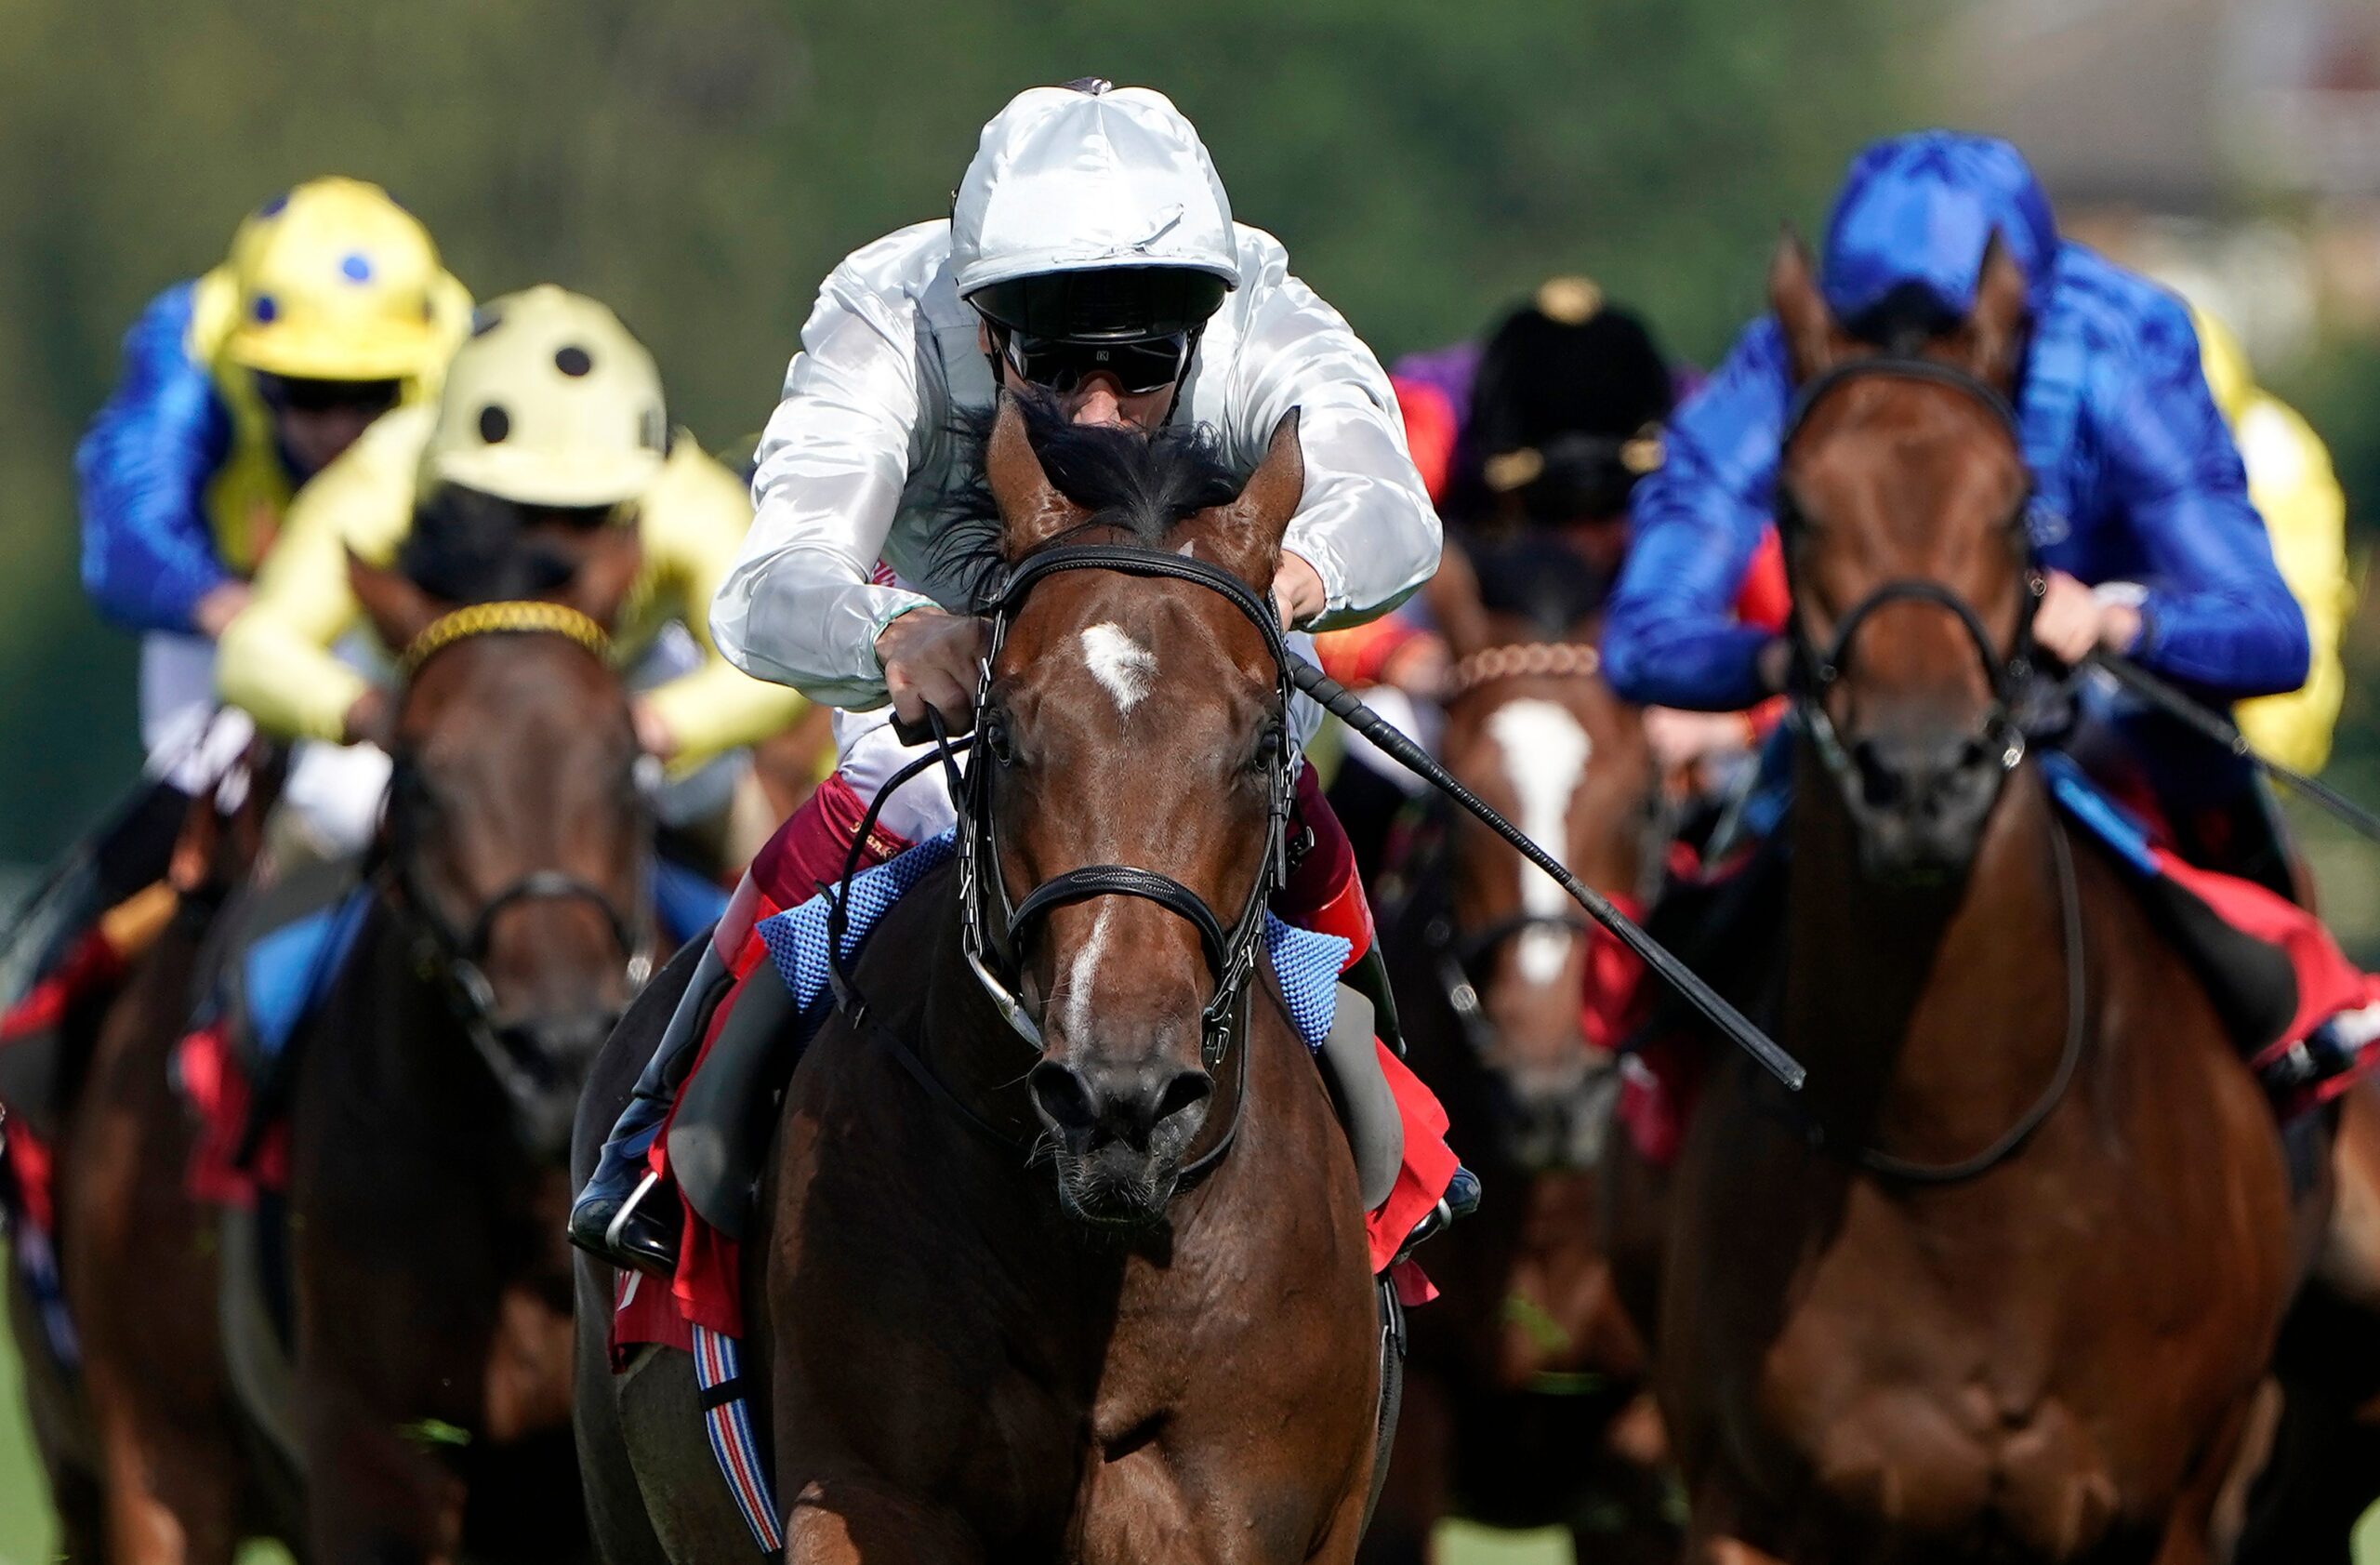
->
40;752;293;1563
1357;531;1677;1565
274;539;655;1561
1624;237;2305;1564
577;394;1389;1563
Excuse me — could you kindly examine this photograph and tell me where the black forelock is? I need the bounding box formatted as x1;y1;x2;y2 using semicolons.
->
1460;525;1614;639
398;484;584;605
1842;280;1968;355
934;392;1245;608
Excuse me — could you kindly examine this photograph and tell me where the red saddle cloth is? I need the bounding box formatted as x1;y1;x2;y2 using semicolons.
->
612;769;1462;1359
178;1020;289;1208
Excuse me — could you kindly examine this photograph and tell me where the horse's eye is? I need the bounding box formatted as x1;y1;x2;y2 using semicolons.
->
983;710;1016;767
1247;722;1286;775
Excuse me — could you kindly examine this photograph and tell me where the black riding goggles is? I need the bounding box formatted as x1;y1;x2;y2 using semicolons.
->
256;372;403;416
994;326;1194;396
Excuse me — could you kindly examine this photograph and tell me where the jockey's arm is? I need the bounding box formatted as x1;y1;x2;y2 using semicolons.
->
75;283;239;635
1230;265;1441;630
1600;320;1788;712
214;423;405;744
709;256;930;711
2105;303;2310;702
632;443;811;772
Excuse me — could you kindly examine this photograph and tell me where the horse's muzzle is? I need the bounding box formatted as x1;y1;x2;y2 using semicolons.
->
1844;727;2006;883
494;1009;623;1163
1029;1056;1213;1226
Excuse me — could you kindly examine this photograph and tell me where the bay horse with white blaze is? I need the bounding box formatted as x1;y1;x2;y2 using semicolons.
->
576;394;1388;1563
1358;532;1677;1564
1629;237;2304;1563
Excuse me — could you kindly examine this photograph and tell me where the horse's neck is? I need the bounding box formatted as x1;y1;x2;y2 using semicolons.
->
1783;755;2074;1141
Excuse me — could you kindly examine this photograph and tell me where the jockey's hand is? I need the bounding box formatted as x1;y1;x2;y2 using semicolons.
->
192;581;254;641
342;687;392;749
876;606;990;736
630;699;679;763
1645;707;1755;773
2032;569;2143;668
1272;550;1328;631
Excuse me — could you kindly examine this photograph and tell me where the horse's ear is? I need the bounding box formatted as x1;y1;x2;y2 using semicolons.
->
348;549;444;655
1424;534;1493;662
560;524;644;630
987;391;1091;558
1960;232;2031;392
1202;408;1305;587
1768;228;1842;383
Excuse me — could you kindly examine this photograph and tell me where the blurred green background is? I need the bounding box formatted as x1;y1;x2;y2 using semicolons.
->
7;0;2380;1558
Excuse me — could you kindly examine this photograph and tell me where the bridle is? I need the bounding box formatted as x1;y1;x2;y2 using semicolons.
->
1776;355;2042;792
1775;356;2087;1184
826;543;1298;1174
381;601;657;1105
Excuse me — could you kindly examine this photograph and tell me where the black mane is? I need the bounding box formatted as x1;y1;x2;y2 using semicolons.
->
1459;524;1613;640
399;484;587;605
932;392;1245;609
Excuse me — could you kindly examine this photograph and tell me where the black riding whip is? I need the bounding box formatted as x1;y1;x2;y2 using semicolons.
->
2087;651;2380;842
1291;655;1806;1091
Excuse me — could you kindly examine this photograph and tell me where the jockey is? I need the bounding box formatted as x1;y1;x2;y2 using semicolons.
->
1322;278;1686;873
217;285;809;872
571;79;1467;1276
1604;130;2311;882
7;179;469;1038
81;177;471;797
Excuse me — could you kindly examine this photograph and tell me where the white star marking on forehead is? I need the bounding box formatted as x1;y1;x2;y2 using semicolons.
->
1080;622;1157;712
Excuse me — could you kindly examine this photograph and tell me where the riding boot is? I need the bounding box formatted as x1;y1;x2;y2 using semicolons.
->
1395;1166;1483;1261
567;940;734;1275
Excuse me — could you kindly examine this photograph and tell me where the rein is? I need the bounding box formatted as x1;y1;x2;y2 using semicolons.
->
1832;816;2089;1183
380;601;656;1103
823;545;1297;1184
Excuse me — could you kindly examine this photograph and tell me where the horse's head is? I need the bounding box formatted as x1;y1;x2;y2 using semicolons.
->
972;392;1300;1227
1430;531;1654;1166
1770;231;2036;882
350;524;653;1160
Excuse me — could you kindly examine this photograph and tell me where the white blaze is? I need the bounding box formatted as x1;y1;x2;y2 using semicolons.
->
1080;622;1157;713
1062;905;1114;1041
1486;698;1593;984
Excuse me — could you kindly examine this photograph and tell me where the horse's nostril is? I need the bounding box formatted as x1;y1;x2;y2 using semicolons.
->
1027;1061;1101;1134
1853;742;1904;810
1152;1069;1212;1126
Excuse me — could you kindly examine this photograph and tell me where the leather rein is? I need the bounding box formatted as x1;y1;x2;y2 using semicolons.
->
824;545;1301;1184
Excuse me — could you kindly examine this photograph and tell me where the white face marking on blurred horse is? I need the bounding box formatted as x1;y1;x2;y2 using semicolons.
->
1080;622;1157;713
1486;698;1593;985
